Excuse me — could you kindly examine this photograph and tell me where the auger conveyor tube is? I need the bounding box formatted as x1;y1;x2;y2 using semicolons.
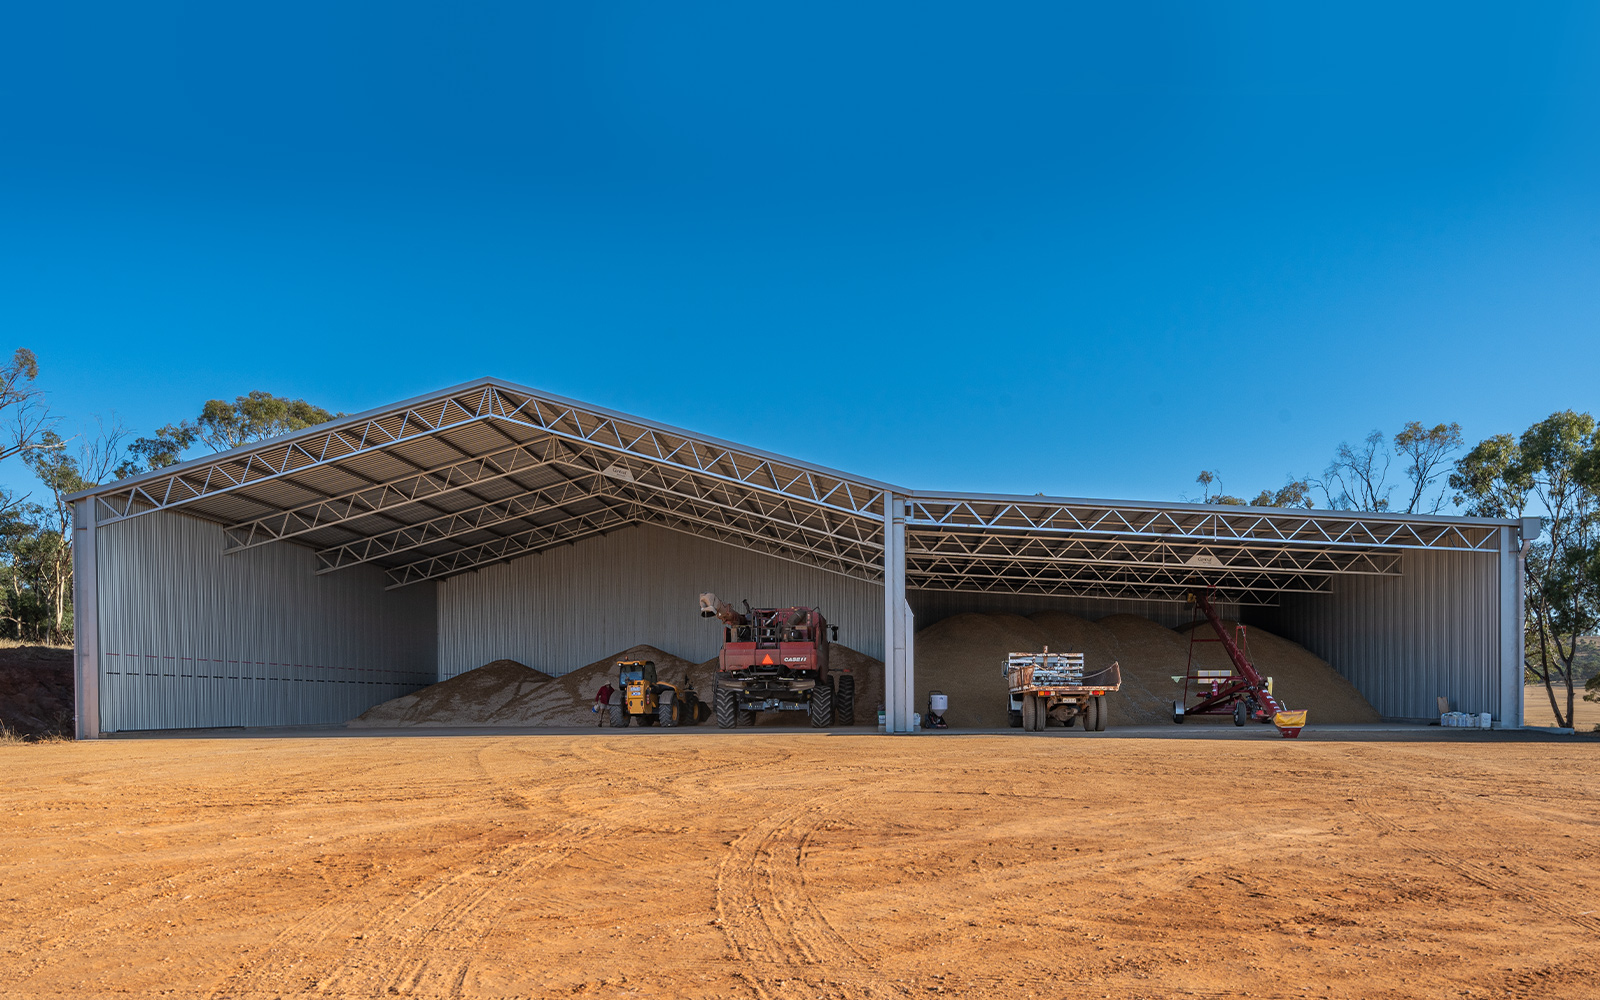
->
1191;589;1306;738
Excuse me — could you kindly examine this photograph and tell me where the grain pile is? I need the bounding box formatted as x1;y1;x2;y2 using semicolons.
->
912;611;1381;728
349;645;700;728
349;644;883;728
913;614;1051;729
1175;620;1381;724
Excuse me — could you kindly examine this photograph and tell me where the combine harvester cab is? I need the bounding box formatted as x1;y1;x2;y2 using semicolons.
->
1172;589;1306;738
1005;648;1122;732
698;593;851;729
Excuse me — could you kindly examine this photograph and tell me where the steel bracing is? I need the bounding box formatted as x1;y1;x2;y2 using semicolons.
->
69;377;1518;605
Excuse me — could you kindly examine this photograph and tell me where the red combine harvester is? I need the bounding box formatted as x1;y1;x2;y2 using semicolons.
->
1173;588;1307;738
698;593;851;729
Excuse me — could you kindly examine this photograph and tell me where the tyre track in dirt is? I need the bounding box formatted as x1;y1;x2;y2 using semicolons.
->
1338;745;1600;937
206;745;602;999
709;777;879;999
1352;788;1600;936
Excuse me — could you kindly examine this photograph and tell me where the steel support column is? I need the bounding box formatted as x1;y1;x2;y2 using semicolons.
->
1511;519;1539;728
883;493;913;733
71;498;101;740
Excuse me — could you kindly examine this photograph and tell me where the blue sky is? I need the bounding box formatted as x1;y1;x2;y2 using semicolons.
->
3;2;1597;505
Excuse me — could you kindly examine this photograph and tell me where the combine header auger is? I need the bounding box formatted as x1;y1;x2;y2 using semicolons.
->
698;593;850;729
1173;589;1307;738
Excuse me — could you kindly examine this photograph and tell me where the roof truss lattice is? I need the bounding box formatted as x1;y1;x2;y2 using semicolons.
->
73;378;1513;604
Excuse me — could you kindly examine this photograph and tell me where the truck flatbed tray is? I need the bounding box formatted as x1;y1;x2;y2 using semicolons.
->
1006;659;1122;694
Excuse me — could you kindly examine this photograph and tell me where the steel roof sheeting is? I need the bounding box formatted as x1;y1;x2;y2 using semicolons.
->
69;377;1523;605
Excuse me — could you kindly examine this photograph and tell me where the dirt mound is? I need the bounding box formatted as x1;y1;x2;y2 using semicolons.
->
1175;620;1381;724
0;645;75;739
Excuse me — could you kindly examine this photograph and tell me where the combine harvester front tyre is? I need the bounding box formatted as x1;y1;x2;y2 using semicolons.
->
835;676;855;725
809;686;834;728
715;687;737;729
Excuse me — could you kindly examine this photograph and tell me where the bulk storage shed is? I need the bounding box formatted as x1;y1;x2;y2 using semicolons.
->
68;378;1533;737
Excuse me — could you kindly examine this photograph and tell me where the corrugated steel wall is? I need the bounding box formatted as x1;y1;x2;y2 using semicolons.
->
95;510;437;732
436;523;1240;679
437;524;886;677
1248;548;1503;721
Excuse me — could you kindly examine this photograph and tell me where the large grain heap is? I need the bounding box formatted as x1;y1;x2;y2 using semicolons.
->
348;611;1376;729
913;610;1380;728
349;643;884;728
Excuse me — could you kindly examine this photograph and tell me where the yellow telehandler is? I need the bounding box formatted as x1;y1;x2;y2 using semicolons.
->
609;659;706;727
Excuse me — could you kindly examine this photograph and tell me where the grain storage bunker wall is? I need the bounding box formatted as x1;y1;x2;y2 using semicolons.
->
68;377;1533;736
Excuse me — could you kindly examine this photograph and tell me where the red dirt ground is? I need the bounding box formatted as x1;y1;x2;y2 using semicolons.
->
2;733;1597;999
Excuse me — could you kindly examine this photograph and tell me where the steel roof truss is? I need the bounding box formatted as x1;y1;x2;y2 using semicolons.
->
908;498;1500;552
909;529;1402;577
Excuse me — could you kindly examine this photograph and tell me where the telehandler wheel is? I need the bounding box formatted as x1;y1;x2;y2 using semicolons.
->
810;685;834;728
659;692;679;728
1233;701;1248;727
610;700;628;728
715;687;737;729
1093;694;1108;732
1081;695;1098;733
834;674;855;726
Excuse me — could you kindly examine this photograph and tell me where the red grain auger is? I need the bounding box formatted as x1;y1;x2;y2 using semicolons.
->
1173;588;1307;738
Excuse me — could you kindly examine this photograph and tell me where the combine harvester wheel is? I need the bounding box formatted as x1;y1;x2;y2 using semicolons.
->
809;685;834;728
835;675;855;725
715;687;737;729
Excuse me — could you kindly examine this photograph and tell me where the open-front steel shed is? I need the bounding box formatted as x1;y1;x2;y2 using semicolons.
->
69;377;1535;736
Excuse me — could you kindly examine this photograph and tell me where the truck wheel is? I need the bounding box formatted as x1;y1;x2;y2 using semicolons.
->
810;685;834;728
659;692;678;728
1094;695;1108;732
1233;700;1247;727
1082;696;1098;733
715;687;736;730
834;675;855;726
1008;710;1022;729
610;700;628;728
1023;694;1038;732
